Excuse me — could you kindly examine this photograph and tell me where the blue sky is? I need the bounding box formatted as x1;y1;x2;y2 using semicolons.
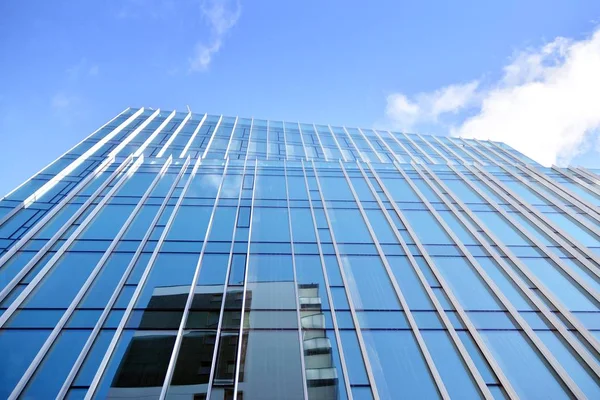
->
2;0;600;196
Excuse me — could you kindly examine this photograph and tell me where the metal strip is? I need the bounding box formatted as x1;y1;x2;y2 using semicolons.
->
9;156;173;399
369;129;404;164
205;158;248;399
159;158;230;399
309;123;328;161
0;154;119;273
435;163;600;368
133;110;176;157
201;115;224;159
0;155;134;304
0;107;132;205
574;167;600;185
310;160;381;400
0;155;143;329
57;157;189;399
356;128;386;163
223;116;240;160
353;162;493;399
283;162;310;400
84;156;200;399
300;160;353;399
341;126;368;163
339;161;451;400
243;118;255;162
16;108;145;208
296;121;310;160
487;141;600;217
232;161;258;399
416;133;453;164
472;163;600;303
400;132;436;164
387;130;422;164
431;136;470;164
460;140;600;260
327;125;348;161
365;163;520;399
157;112;192;157
392;162;586;399
180;113;207;158
107;108;161;159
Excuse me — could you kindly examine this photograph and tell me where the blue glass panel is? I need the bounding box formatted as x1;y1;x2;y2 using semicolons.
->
433;256;502;311
481;331;570;399
403;210;453;245
422;330;482;399
327;208;371;243
24;251;104;308
80;204;136;240
23;329;91;398
339;330;369;385
362;330;440;399
341;255;400;310
80;252;135;308
251;207;290;242
388;255;433;310
166;205;212;240
0;329;51;398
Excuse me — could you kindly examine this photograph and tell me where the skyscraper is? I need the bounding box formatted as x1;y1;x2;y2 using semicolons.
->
0;107;599;399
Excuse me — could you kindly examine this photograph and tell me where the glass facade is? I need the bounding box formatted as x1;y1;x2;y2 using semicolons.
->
1;107;600;399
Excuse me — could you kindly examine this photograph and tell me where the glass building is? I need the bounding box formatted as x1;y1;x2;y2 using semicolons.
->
1;107;600;399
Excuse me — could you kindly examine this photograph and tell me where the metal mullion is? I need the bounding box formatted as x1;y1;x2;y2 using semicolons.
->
450;138;489;165
300;160;353;399
223;116;239;160
568;167;600;188
310;160;381;400
366;162;519;399
181;113;207;158
0;155;136;306
296;121;310;160
232;161;258;399
339;161;451;400
10;156;173;399
393;162;587;399
201;115;224;159
495;165;600;262
266;120;271;161
426;163;600;372
553;166;600;207
457;138;504;166
341;127;368;162
0;154;122;273
14;108;145;210
416;133;453;164
0;108;133;230
462;138;600;225
134;110;176;157
463;140;600;247
280;120;288;159
243;118;255;162
354;162;493;400
369;129;404;164
487;141;600;217
85;156;201;400
472;164;600;302
311;123;329;161
387;130;421;163
159;159;230;399
108;108;161;159
575;167;600;185
205;158;248;399
0;107;132;205
400;132;436;164
431;136;470;164
356;128;386;163
327;125;348;161
57;157;190;400
283;162;310;400
157;112;192;157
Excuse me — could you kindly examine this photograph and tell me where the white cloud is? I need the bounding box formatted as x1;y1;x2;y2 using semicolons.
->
189;0;241;72
385;81;479;130
384;27;600;167
67;58;99;80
